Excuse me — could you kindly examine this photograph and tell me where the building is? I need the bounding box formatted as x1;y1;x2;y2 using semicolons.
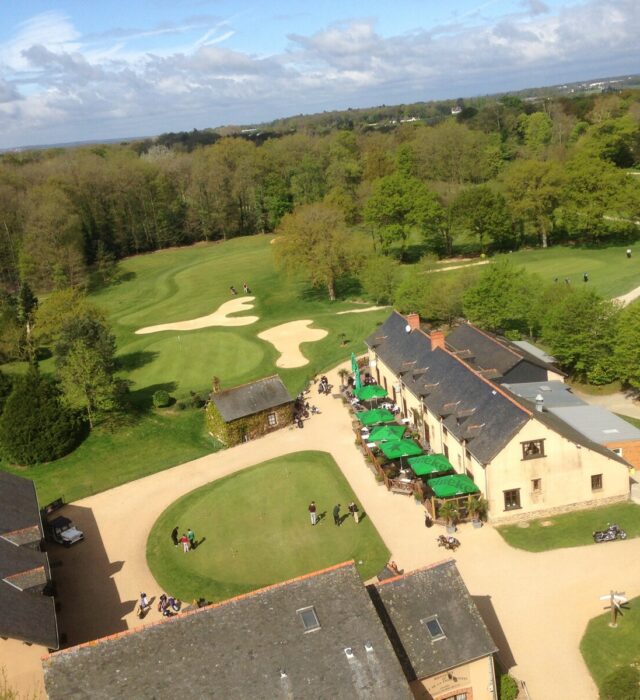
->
206;374;294;446
371;560;498;700
44;562;413;700
366;311;630;521
504;381;640;470
0;472;58;650
446;322;565;384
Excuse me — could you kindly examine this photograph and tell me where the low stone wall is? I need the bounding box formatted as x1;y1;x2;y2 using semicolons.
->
489;493;630;524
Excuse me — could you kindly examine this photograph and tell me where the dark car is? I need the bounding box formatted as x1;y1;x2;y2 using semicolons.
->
48;516;84;547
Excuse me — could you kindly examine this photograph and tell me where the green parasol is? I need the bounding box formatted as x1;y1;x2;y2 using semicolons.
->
368;424;407;442
355;384;387;401
428;474;479;499
407;454;454;477
351;352;362;390
379;439;423;460
356;409;396;426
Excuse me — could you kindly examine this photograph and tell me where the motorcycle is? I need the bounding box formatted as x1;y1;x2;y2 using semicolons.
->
592;523;627;543
437;534;460;551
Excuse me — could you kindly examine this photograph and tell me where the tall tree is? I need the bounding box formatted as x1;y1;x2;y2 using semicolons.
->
613;302;640;389
274;203;360;300
451;186;513;252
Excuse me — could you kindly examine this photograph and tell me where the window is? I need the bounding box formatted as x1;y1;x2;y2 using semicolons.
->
422;615;445;640
443;694;467;700
443;444;449;459
383;376;388;391
297;606;320;632
267;412;277;427
612;447;623;457
466;469;474;481
532;478;542;493
522;440;545;460
376;367;380;385
504;489;521;511
591;474;603;491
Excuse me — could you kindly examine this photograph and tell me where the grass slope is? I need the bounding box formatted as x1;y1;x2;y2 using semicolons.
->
580;595;640;691
1;235;388;504
497;502;640;552
147;451;390;602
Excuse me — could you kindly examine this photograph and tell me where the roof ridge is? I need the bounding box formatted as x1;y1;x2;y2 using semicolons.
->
217;374;281;395
375;558;454;587
440;346;532;417
43;560;356;661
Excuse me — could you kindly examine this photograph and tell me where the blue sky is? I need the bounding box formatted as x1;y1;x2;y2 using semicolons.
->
0;0;637;148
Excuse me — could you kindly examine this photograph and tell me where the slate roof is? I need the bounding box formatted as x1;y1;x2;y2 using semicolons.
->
212;374;293;423
371;560;497;680
0;472;57;649
366;312;530;464
44;562;412;700
446;323;563;378
0;471;43;544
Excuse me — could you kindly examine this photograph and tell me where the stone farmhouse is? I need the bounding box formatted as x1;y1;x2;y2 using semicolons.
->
366;312;632;521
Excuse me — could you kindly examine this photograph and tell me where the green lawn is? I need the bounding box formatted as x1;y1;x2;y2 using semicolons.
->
580;595;640;691
0;235;388;504
497;502;640;552
146;451;390;602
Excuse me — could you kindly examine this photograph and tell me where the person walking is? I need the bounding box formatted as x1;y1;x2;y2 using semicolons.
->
308;501;317;526
180;533;189;553
583;272;589;283
171;526;179;547
333;504;341;526
187;528;196;550
348;501;359;524
627;248;632;259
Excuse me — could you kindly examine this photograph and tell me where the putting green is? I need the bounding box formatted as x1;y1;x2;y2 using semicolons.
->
146;452;389;602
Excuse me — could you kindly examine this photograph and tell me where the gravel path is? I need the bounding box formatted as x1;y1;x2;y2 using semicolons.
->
13;364;640;699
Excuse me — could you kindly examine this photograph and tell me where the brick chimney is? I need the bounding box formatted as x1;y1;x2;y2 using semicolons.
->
430;329;445;350
406;313;420;331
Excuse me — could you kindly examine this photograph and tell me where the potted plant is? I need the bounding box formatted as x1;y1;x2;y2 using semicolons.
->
337;368;350;389
466;496;488;528
438;500;460;534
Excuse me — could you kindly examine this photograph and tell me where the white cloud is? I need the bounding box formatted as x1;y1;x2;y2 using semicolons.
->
0;1;638;148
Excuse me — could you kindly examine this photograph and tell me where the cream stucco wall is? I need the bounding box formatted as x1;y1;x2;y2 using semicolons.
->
369;351;629;522
412;655;497;700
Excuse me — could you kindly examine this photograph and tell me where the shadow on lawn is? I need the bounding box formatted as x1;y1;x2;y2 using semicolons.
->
128;381;179;412
116;350;159;373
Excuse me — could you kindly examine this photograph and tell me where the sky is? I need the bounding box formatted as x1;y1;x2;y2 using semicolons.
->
0;0;638;149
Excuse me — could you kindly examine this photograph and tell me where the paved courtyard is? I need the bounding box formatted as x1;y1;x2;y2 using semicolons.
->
9;364;640;699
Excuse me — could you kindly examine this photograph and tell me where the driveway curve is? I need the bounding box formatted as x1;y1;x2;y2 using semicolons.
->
37;365;640;700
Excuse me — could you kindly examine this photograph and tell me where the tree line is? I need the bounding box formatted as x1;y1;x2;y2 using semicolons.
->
0;90;639;296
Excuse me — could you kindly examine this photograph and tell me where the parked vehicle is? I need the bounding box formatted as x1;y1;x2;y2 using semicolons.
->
48;516;85;547
437;534;460;551
592;523;627;543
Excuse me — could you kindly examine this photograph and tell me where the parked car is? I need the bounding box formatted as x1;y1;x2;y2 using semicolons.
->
48;516;84;547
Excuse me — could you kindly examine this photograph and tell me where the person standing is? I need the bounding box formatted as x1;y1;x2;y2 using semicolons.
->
333;504;341;526
348;501;359;524
308;501;317;526
180;534;189;553
187;528;196;550
583;272;589;283
627;248;632;259
171;526;179;547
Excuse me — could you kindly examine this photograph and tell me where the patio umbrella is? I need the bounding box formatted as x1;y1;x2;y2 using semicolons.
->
368;424;406;442
428;474;479;499
351;352;362;391
379;439;423;461
355;384;387;402
407;454;454;478
356;409;396;426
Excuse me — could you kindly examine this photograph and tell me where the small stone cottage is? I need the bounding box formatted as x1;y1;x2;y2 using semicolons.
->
206;375;294;446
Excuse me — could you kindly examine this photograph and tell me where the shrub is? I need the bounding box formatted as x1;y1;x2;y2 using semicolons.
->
189;391;204;409
176;400;186;411
600;665;640;700
152;390;172;408
499;673;519;700
0;370;12;416
0;368;83;465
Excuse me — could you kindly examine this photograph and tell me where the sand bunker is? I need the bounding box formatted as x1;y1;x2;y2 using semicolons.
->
258;320;328;368
135;297;259;335
336;306;388;315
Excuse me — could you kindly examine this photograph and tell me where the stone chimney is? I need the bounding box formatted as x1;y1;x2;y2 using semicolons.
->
430;329;445;350
406;313;420;331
